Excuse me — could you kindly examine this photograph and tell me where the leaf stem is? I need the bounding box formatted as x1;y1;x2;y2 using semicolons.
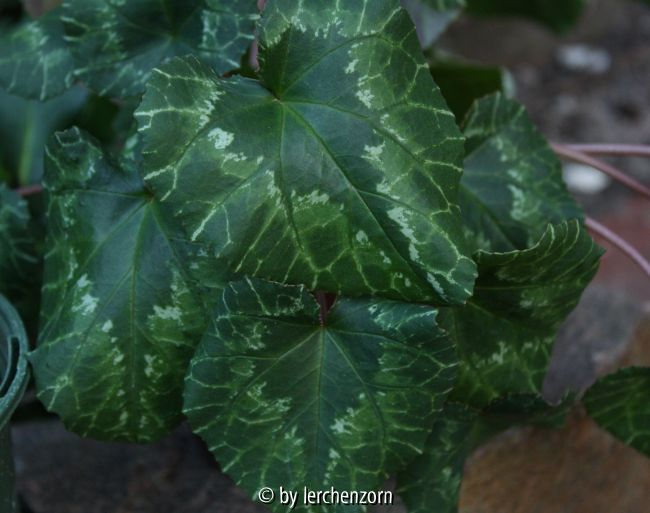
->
315;291;328;327
551;143;650;200
15;184;44;197
586;217;650;280
561;144;650;158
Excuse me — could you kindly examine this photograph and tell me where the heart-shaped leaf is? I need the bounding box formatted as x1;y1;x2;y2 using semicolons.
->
184;277;456;509
136;0;477;305
30;128;207;442
584;367;650;456
62;0;259;98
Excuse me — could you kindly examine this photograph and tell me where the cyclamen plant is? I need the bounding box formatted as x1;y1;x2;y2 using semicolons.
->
0;0;649;512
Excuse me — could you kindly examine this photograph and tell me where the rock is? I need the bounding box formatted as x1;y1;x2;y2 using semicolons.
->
460;412;650;513
13;422;268;513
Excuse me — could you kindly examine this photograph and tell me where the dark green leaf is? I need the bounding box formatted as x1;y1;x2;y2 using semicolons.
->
184;277;456;510
583;367;650;456
137;0;477;305
397;403;476;513
447;221;602;408
465;0;586;33
430;60;512;122
62;0;259;98
0;185;38;299
0;10;75;100
461;94;582;253
0;86;87;184
30;128;207;442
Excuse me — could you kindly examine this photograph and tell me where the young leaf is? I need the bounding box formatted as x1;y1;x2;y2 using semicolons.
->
62;0;259;98
184;277;456;509
0;184;38;299
583;367;650;456
137;0;477;305
396;403;476;513
0;10;75;100
447;221;602;408
460;94;582;253
465;0;586;33
30;128;207;442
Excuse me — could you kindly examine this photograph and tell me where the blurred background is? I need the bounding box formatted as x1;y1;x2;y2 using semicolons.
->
4;0;650;511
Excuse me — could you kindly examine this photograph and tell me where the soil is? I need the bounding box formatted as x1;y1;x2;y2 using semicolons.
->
12;1;650;511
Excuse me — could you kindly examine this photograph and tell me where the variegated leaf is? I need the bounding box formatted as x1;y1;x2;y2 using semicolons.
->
396;403;476;513
447;221;602;408
30;128;207;442
184;277;456;512
460;93;582;253
584;367;650;456
136;0;477;305
0;10;75;100
62;0;259;98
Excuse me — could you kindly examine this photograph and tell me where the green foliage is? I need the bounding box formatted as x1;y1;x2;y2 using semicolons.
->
584;367;650;456
30;128;207;442
0;185;38;302
1;1;645;513
447;220;602;408
461;94;583;253
0;10;75;101
397;403;476;513
135;2;477;305
429;60;512;122
62;0;259;98
185;278;455;511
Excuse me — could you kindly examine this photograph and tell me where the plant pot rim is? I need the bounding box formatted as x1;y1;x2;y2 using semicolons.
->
0;294;30;431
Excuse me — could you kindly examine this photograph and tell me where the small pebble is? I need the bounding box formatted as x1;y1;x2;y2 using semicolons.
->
556;44;612;74
562;163;611;195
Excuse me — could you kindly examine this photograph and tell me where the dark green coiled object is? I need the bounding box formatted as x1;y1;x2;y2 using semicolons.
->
0;295;29;513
